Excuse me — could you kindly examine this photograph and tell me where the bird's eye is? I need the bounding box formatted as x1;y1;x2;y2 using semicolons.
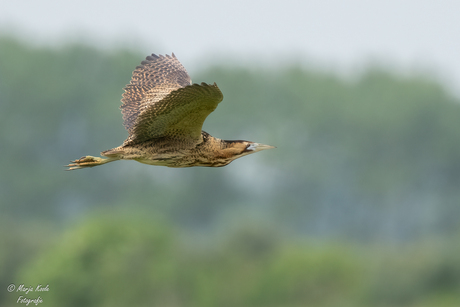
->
243;143;256;152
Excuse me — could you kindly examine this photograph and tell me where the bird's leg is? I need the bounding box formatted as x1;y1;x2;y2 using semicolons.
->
66;156;113;171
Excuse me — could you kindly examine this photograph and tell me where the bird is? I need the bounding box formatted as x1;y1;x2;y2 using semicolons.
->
66;53;274;170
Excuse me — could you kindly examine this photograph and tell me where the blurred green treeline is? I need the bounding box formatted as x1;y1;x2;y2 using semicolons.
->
0;36;459;306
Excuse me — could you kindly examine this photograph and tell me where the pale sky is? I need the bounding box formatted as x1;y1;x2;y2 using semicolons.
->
2;0;460;93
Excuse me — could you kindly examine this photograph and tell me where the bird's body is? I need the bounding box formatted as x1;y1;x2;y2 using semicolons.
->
67;53;274;170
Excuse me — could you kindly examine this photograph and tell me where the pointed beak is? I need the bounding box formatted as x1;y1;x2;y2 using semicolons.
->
250;143;276;152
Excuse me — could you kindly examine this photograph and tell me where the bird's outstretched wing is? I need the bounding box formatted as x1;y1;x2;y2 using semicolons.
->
120;53;191;133
129;82;223;144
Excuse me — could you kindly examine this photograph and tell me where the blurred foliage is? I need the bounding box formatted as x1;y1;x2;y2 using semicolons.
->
1;36;460;306
1;213;457;307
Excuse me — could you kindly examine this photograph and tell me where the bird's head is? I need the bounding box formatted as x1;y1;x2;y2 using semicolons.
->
219;140;275;162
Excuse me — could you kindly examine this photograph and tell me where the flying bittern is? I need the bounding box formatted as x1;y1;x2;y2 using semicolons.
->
66;53;274;170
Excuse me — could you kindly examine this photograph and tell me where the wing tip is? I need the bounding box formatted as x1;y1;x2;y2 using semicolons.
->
146;52;176;60
139;52;178;66
150;53;160;58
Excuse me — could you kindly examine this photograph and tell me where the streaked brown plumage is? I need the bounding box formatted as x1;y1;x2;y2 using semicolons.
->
66;53;274;170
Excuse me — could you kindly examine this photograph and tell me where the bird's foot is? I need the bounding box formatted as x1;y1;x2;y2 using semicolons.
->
66;156;107;171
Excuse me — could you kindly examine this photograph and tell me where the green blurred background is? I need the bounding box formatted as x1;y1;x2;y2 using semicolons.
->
1;1;460;306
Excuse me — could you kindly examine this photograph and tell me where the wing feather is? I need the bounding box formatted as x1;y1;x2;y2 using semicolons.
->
120;53;191;132
127;82;223;144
